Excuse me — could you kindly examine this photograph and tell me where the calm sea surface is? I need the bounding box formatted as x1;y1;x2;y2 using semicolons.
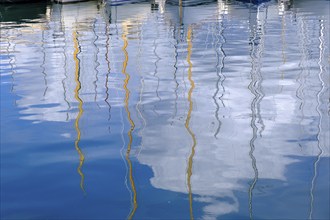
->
0;0;329;219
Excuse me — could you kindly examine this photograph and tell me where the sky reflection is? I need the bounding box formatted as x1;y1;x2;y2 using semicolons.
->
0;0;329;219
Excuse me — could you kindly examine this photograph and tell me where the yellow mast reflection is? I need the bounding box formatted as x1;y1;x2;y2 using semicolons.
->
73;31;85;194
122;23;137;220
185;26;196;220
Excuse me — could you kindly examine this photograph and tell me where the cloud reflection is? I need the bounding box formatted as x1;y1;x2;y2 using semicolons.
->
1;0;329;219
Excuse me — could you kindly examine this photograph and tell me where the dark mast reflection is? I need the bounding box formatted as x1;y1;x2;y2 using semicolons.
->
172;25;179;121
105;20;112;133
213;15;226;139
92;20;101;108
41;29;48;99
247;4;267;219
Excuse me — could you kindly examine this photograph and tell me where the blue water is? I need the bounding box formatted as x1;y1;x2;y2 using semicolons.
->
0;0;329;219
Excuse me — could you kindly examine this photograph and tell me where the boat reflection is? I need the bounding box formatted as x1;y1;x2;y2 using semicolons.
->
166;0;216;7
0;2;47;23
278;0;292;15
235;0;270;4
107;0;149;6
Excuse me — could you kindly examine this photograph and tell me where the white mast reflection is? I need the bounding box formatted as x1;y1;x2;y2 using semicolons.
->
309;19;326;220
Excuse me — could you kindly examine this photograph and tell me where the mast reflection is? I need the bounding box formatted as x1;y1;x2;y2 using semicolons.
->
213;15;226;139
73;30;86;194
105;22;112;132
247;4;267;218
122;23;138;220
185;26;196;220
309;20;325;220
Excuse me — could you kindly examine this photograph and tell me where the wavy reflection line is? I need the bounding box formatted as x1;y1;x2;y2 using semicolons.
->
185;26;196;220
279;11;287;95
299;18;312;115
135;28;146;158
204;24;212;55
6;35;16;94
218;22;227;106
172;26;179;120
296;17;307;148
93;20;101;108
119;88;133;214
105;22;112;132
60;14;71;121
73;31;85;194
247;9;261;219
152;38;161;116
122;26;137;220
41;30;48;98
213;24;222;139
61;28;70;121
213;18;226;138
256;6;266;137
309;20;325;220
296;17;306;111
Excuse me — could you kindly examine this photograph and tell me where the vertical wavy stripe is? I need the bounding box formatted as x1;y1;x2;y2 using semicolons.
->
247;8;260;219
122;25;137;220
41;30;48;98
172;27;179;119
213;19;226;139
61;20;70;121
185;26;196;220
135;29;146;157
153;39;161;116
92;20;101;108
73;31;85;194
105;23;112;131
309;20;325;220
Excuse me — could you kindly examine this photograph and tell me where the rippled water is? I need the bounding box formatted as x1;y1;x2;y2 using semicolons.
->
1;0;329;219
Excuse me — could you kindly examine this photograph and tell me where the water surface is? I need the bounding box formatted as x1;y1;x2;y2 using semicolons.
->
0;0;329;219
